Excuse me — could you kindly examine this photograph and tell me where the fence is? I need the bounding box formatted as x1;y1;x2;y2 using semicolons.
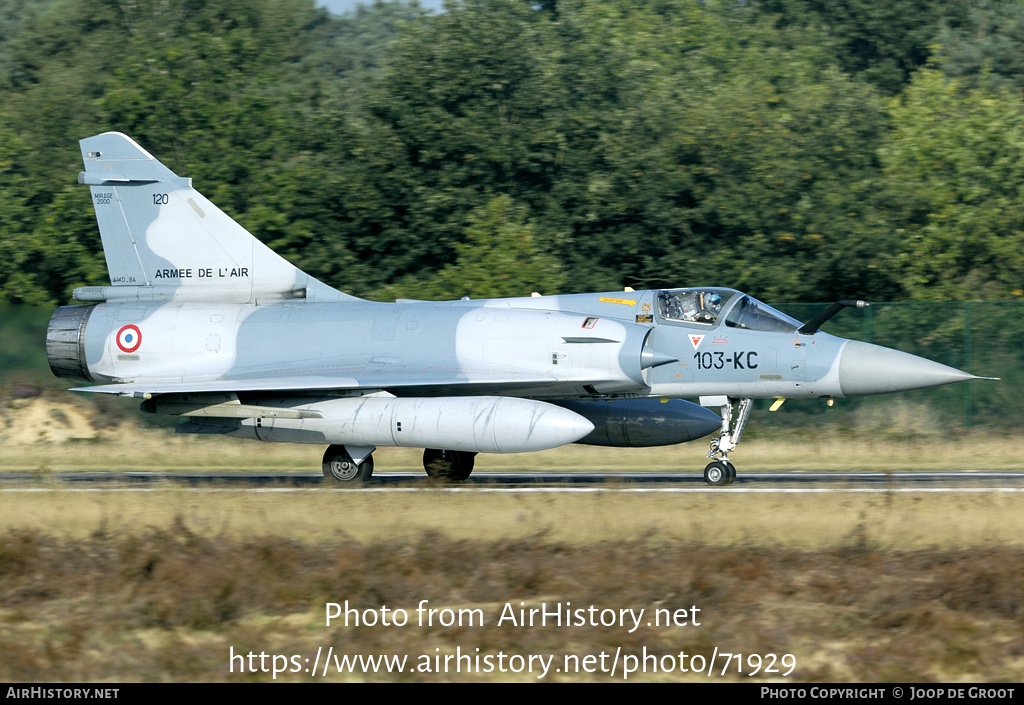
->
772;301;1022;430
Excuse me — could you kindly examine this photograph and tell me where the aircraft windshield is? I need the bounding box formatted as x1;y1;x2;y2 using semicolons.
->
724;296;802;333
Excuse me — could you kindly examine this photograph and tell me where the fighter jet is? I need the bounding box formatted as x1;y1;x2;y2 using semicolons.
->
45;133;990;485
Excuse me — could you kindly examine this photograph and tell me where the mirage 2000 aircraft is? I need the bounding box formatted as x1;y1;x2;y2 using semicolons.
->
46;132;989;485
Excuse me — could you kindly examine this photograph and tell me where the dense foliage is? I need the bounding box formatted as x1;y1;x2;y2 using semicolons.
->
1;0;1021;305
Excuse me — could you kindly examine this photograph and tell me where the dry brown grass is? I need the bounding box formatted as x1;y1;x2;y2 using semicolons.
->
3;490;1024;548
0;523;1022;682
0;489;1022;682
2;428;1023;474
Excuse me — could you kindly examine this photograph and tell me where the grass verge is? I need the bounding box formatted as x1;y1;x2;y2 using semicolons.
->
0;489;1022;682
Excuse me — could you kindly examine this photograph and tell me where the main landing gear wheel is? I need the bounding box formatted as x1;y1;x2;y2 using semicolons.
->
423;449;476;481
322;445;374;484
703;460;735;486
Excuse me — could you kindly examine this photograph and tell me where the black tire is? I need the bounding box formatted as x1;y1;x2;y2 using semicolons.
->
423;448;475;481
725;462;737;485
703;461;731;487
322;445;374;484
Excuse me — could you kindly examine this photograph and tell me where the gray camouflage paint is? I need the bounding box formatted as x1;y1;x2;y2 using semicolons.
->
47;133;983;463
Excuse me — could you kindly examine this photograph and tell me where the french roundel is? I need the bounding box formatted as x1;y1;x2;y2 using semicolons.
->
116;324;142;353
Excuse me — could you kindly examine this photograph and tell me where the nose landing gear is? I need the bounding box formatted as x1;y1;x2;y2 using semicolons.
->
703;459;736;486
700;397;752;486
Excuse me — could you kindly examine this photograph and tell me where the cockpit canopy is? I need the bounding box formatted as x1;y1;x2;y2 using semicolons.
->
656;289;802;333
657;289;727;324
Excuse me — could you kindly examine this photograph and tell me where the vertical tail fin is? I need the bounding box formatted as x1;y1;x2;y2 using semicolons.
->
78;132;351;303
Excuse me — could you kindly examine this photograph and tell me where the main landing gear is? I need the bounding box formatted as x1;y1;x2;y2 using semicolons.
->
423;448;477;481
321;444;374;484
319;445;478;484
701;397;752;486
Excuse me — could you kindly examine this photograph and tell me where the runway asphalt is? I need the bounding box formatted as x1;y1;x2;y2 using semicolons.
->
2;470;1023;490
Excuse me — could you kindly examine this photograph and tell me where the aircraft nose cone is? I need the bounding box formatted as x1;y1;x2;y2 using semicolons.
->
837;340;977;397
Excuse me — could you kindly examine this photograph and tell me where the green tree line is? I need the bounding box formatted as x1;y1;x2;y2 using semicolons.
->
1;0;1023;305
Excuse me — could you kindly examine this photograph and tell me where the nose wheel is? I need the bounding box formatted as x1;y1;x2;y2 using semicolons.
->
703;460;736;486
